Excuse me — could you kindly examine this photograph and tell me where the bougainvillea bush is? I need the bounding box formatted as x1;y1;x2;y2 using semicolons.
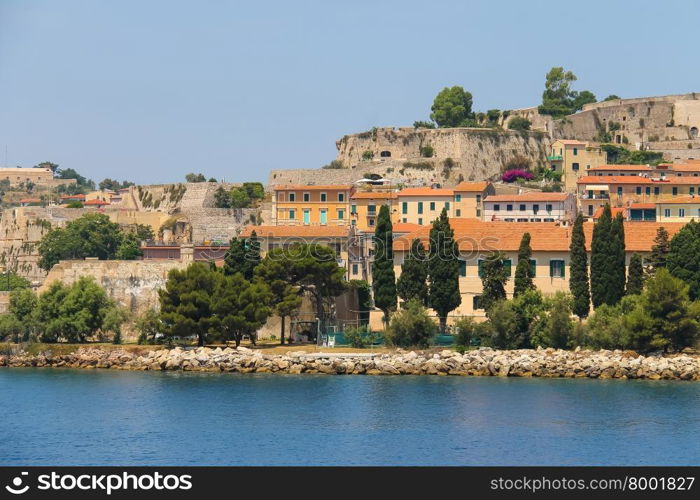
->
501;169;534;183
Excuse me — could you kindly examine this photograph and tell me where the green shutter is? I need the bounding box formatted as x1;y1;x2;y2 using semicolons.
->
459;260;466;277
478;259;484;278
504;259;512;276
550;260;555;278
529;259;536;277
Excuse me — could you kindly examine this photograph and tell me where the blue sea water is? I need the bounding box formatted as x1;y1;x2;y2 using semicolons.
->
0;368;699;465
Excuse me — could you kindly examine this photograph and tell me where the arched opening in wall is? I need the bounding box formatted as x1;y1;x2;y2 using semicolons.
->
691;127;698;139
380;151;391;158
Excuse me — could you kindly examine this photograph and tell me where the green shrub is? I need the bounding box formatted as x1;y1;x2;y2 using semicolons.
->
453;317;478;348
385;299;437;348
420;145;434;158
507;116;531;131
362;150;374;160
344;326;376;348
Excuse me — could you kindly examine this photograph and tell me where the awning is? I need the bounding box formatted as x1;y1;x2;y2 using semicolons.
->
585;184;610;190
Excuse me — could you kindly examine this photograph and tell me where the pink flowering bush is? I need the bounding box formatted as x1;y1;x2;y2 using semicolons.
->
501;169;534;183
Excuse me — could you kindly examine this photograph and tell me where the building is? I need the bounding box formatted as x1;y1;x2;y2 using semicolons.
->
18;198;42;207
349;191;397;231
271;184;353;226
482;192;576;223
656;196;700;222
391;219;685;320
396;187;454;226
140;243;229;264
547;140;607;191
592;206;628;221
453;181;494;218
0;167;54;186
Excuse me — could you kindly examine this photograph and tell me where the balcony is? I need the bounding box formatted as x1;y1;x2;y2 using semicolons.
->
547;155;563;161
580;193;610;200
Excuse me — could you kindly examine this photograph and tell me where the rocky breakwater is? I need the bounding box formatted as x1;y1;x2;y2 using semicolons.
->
1;346;700;380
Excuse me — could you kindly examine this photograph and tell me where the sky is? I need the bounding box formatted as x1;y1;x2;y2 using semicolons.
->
1;0;699;185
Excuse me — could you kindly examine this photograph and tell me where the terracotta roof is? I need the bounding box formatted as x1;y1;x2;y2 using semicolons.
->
19;198;42;203
554;139;587;145
84;199;109;205
392;218;685;253
60;194;86;199
577;176;653;185
240;225;349;238
453;181;490;192
593;206;626;219
484;192;571;202
273;184;352;191
350;191;397;199
665;164;700;172
656;196;700;204
588;165;654;171
629;203;656;209
392;222;423;233
398;187;454;197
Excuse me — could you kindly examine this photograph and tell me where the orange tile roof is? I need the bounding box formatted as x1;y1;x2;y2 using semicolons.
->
240;225;349;238
398;187;454;197
577;176;653;185
60;194;86;199
588;165;654;171
554;139;587;145
392;218;685;253
665;164;700;172
485;192;571;202
392;222;423;233
273;184;352;191
19;198;42;203
593;206;626;219
656;196;700;204
350;191;397;199
84;199;109;205
453;181;490;192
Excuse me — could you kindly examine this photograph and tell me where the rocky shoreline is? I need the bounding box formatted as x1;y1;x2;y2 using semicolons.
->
1;346;700;380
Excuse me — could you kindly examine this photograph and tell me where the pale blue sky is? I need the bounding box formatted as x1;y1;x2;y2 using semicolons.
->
1;0;698;184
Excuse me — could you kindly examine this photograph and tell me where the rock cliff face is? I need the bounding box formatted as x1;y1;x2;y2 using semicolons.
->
3;346;699;381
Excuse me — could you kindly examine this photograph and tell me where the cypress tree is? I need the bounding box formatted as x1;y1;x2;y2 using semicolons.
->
648;226;670;273
427;208;461;332
513;232;534;296
480;251;509;311
569;212;590;318
626;253;644;295
242;230;261;280
667;219;700;300
590;204;612;307
372;204;397;326
397;238;429;306
609;213;626;304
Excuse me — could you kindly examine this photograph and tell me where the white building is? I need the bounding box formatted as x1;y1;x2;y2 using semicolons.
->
482;192;577;224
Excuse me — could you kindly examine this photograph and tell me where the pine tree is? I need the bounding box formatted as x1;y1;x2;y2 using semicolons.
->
427;208;461;332
569;212;590;318
667;219;700;300
626;253;644;295
223;238;247;276
648;226;670;273
396;238;428;306
480;251;509;311
513;232;534;296
372;205;397;326
608;213;626;304
242;230;261;280
590;204;612;307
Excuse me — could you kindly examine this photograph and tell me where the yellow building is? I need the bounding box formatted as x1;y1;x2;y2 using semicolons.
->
391;219;684;322
396;187;454;226
272;185;353;226
548;140;607;192
349;191;397;231
656;196;700;222
453;181;494;218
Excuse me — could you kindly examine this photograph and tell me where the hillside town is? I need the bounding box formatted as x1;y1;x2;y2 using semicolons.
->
2;85;700;352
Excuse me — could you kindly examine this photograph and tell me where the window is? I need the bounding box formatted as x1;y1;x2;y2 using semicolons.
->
476;194;481;203
504;260;512;276
368;204;376;215
337;193;345;202
368;218;375;227
573;147;578;156
289;193;296;202
617;187;623;196
459;260;466;277
303;209;310;225
692;187;696;196
572;163;579;171
289;209;296;220
673;187;678;196
494;204;500;211
473;296;482;310
645;187;651;195
430;202;435;211
550;259;565;278
636;187;642;195
545;204;552;212
277;192;285;201
352;264;358;275
679;208;686;217
417;202;423;214
519;204;526;211
418;218;423;225
337;209;345;220
654;187;659;195
477;259;484;277
402;218;407;223
529;259;537;277
456;209;461;217
320;209;327;225
507;204;513;211
320;192;327;202
303;192;310;202
380;150;391;157
402;202;408;214
533;204;540;214
664;208;671;217
445;202;450;210
476;209;481;217
351;204;357;214
455;194;462;202
588;205;593;216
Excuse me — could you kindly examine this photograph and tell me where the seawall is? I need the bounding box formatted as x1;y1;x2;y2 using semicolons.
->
2;346;699;380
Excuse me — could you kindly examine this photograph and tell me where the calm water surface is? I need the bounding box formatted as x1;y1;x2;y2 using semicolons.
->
1;368;699;465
